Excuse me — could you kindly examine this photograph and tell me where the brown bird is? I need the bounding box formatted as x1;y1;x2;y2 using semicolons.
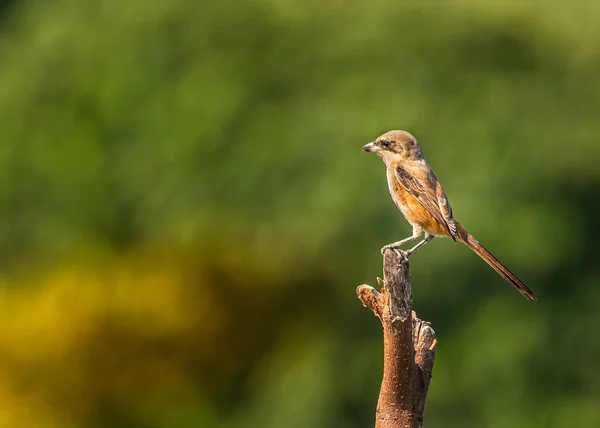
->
363;130;536;300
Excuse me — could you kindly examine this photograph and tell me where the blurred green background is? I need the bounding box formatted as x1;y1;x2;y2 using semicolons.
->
0;0;598;427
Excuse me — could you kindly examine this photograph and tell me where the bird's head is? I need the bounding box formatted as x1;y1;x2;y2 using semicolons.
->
362;130;424;163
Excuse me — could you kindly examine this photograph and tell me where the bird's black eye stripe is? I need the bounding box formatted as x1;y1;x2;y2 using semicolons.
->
381;140;390;147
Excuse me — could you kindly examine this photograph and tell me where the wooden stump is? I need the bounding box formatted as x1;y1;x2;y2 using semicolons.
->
357;249;437;428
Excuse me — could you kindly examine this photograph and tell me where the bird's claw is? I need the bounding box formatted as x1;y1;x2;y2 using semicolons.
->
380;245;404;257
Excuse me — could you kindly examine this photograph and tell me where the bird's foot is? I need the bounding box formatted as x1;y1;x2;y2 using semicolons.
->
380;245;405;257
380;233;421;256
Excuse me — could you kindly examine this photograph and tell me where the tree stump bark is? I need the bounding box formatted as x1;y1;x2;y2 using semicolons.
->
357;249;437;428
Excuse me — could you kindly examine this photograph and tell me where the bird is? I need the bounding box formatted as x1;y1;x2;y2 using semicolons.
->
363;130;536;300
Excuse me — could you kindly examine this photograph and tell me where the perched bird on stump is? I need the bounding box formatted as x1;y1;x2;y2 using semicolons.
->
363;130;536;300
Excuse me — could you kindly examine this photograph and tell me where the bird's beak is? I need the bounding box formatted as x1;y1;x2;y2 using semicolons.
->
362;142;379;153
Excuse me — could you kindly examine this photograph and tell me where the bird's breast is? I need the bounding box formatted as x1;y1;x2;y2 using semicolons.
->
385;168;449;237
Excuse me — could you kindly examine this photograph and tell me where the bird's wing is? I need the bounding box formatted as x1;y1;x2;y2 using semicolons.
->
395;165;458;240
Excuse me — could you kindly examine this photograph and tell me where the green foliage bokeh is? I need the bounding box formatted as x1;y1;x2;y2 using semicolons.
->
0;0;599;427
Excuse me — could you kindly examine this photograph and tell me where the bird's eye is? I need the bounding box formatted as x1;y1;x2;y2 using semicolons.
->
381;140;390;147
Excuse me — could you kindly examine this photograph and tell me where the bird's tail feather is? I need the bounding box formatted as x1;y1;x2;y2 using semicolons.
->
457;225;536;301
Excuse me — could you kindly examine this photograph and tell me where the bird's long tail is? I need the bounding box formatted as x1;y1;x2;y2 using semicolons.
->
457;224;536;300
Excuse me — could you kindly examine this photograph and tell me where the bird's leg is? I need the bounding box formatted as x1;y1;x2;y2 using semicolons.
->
405;233;434;256
381;225;422;255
